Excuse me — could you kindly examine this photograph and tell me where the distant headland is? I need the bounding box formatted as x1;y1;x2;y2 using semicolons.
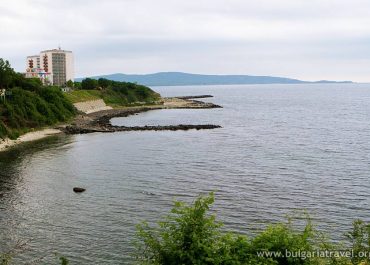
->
76;72;353;86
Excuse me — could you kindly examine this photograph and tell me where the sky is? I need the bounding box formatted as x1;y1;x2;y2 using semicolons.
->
1;0;369;82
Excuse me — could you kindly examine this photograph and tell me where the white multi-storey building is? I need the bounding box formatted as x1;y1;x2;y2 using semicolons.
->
25;48;74;86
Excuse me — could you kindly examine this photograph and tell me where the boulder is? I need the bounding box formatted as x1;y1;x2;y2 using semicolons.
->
73;187;86;193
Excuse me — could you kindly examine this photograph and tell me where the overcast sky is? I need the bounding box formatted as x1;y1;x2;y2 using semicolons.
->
1;0;369;81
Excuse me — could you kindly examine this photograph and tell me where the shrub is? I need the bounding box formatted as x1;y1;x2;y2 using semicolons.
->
135;193;228;264
346;220;370;265
136;193;270;265
136;194;370;265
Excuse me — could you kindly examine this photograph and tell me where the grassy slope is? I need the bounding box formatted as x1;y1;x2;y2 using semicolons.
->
64;90;102;103
0;88;76;139
0;81;160;140
65;87;161;107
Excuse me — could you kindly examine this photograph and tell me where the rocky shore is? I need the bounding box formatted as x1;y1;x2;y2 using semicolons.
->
62;96;222;135
0;96;222;152
175;95;214;100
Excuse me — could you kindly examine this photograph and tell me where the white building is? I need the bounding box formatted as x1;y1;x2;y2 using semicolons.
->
25;48;74;86
27;55;41;69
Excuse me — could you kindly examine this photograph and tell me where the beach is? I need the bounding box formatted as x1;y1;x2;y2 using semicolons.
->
0;128;62;152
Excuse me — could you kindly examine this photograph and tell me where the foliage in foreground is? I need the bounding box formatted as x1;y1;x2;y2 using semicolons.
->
135;193;370;265
2;194;370;264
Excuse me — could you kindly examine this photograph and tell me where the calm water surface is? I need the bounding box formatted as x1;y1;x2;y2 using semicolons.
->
1;84;370;264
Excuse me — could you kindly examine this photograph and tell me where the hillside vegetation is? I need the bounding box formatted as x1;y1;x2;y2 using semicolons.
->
0;59;75;139
0;59;161;140
66;78;161;107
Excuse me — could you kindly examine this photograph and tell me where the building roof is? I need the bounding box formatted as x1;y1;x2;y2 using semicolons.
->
40;48;72;53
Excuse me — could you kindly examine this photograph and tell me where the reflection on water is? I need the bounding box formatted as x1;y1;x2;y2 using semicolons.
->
1;84;370;264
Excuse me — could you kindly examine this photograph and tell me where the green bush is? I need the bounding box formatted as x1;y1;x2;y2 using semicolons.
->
346;220;370;265
135;193;370;265
135;193;226;264
136;193;269;265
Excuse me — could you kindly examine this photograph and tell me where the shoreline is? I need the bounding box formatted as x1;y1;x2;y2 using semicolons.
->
0;128;63;153
63;96;222;134
0;96;222;152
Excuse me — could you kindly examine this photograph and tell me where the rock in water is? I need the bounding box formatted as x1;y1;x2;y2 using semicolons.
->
73;187;86;193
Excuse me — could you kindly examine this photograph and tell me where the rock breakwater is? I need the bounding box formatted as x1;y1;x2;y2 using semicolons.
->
62;96;222;135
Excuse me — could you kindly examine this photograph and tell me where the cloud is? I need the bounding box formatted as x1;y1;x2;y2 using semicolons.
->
1;0;370;81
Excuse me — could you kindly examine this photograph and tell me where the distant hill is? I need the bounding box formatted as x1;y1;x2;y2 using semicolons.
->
75;72;353;86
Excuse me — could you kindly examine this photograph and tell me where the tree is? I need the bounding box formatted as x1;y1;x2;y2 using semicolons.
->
9;73;42;92
135;193;252;265
81;78;98;90
66;80;74;88
73;82;82;90
98;78;111;89
0;59;15;89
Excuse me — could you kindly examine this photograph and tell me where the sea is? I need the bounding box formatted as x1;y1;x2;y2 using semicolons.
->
1;83;370;264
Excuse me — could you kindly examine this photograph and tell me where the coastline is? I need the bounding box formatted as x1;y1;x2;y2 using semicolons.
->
0;96;222;153
63;96;222;134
